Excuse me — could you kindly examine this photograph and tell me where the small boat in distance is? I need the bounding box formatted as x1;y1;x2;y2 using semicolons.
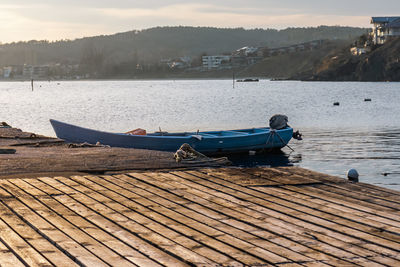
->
236;78;259;82
50;119;293;154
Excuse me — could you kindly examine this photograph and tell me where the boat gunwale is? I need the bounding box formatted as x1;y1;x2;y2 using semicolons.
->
50;119;292;140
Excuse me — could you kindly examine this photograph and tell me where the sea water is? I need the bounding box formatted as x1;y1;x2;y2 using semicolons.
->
1;79;399;190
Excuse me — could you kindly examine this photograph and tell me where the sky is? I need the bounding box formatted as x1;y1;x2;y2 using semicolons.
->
0;0;399;43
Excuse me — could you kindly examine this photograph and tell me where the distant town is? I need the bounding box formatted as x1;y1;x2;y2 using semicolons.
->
0;40;325;80
0;16;399;80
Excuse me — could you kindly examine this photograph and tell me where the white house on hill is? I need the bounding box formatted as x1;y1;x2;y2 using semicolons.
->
371;16;400;44
202;55;231;70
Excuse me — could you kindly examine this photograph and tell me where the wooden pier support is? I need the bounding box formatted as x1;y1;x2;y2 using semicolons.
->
0;167;399;266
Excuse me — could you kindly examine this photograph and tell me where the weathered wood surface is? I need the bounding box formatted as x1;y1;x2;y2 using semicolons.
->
0;166;399;266
0;145;229;177
0;127;230;177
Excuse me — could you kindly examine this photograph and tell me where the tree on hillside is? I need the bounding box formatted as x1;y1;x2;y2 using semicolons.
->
79;41;104;77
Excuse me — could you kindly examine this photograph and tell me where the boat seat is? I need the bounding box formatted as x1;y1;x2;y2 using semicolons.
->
224;131;249;135
197;133;218;137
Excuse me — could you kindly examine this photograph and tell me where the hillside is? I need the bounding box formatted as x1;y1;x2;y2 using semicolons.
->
294;37;400;81
0;26;366;68
237;40;349;79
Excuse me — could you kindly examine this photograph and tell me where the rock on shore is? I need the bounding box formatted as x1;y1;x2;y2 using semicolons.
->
293;37;400;81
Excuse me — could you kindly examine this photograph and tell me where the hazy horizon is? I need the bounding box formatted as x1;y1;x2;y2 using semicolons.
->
1;0;399;43
0;24;368;44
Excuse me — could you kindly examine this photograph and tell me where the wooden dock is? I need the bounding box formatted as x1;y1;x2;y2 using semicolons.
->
0;126;230;177
0;166;400;266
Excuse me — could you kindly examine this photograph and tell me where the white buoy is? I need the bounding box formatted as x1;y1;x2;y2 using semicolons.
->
249;150;256;156
347;169;359;182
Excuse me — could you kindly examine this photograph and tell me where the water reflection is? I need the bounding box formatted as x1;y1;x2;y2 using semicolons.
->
228;150;295;168
289;127;400;191
227;128;400;191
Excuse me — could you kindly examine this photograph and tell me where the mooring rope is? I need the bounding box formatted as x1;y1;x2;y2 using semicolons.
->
267;129;295;152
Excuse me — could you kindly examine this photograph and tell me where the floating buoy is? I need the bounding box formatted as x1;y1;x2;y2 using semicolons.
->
347;169;359;182
333;102;340;106
292;130;303;140
364;98;371;102
249;150;256;156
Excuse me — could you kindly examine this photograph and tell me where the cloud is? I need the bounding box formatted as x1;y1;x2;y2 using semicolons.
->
1;0;398;42
97;4;370;29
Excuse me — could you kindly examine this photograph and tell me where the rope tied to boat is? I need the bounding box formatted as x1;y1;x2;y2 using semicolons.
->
266;129;294;152
268;114;303;152
174;143;208;162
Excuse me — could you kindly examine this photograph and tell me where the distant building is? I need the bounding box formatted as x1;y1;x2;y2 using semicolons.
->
260;40;324;57
350;47;370;56
23;64;50;79
234;46;258;56
3;67;12;78
33;65;49;78
23;65;33;78
371;17;400;44
161;57;192;69
202;55;231;70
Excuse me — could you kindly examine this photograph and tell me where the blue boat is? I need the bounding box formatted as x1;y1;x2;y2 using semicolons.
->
50;119;293;154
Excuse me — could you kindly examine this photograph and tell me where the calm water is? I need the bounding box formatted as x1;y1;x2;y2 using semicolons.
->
1;80;399;190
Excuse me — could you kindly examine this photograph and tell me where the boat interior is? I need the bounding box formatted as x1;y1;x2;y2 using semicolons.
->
146;128;270;137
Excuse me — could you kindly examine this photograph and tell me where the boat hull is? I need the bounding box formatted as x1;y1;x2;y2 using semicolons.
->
50;119;293;154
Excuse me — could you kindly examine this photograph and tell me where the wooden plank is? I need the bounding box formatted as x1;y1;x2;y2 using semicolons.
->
0;201;78;266
274;166;349;183
182;170;400;263
0;238;25;267
114;174;374;266
0;166;399;266
159;173;400;266
279;166;400;200
126;172;367;266
205;167;342;186
315;184;400;211
196;169;400;231
0;185;13;198
23;178;64;195
355;182;400;197
176;170;400;240
275;167;400;206
286;184;400;222
22;179;164;267
9;178;137;267
274;186;400;228
200;168;281;186
0;217;52;267
0;180;113;266
327;182;400;203
195;169;400;246
79;174;312;265
65;175;273;266
252;186;400;235
237;167;323;185
34;177;186;267
41;176;225;266
269;185;400;228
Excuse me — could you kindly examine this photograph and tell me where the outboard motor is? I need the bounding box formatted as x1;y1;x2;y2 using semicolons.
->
269;114;288;130
269;114;303;140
